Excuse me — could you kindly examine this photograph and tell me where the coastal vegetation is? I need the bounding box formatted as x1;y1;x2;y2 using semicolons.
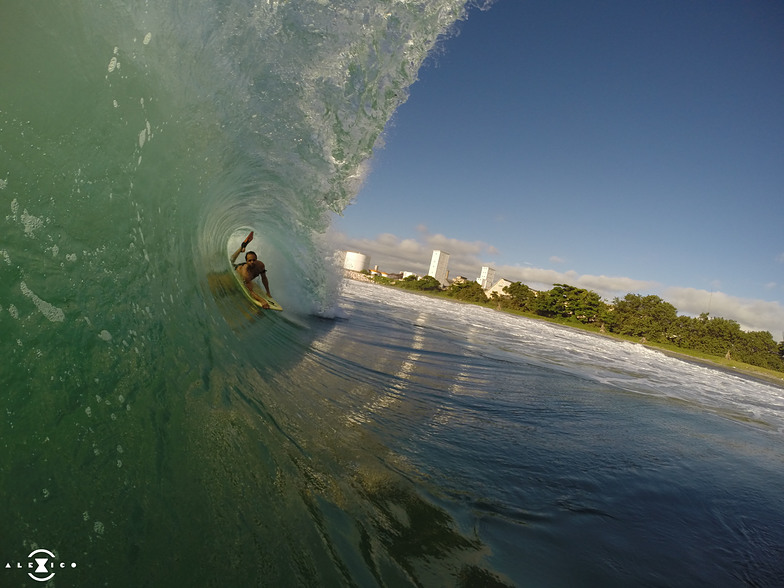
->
369;274;784;376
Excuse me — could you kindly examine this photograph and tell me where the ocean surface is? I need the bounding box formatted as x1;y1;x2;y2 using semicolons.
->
2;1;784;586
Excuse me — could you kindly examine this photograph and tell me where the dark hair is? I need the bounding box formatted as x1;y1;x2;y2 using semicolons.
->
245;251;257;261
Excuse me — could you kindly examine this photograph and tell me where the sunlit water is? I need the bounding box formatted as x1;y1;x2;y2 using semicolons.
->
330;280;784;586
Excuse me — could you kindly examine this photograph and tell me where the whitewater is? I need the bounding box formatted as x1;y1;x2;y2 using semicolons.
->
2;0;783;586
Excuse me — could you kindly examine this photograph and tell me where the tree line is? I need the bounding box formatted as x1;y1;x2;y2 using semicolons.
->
371;274;784;373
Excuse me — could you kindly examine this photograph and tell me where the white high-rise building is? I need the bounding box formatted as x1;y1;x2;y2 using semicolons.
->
428;250;450;286
342;251;370;272
478;266;495;290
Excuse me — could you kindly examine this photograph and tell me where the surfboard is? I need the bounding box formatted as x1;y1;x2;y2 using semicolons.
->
231;264;283;311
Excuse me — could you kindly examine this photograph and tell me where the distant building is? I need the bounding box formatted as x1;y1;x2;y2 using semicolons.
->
477;266;495;289
485;278;513;297
429;250;450;286
342;251;370;272
368;267;403;280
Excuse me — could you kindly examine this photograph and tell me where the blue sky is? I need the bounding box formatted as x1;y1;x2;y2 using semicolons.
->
331;0;784;336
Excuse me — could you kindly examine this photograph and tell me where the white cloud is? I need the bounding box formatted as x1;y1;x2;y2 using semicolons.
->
576;274;659;297
549;255;565;264
330;226;497;277
331;231;429;272
424;233;486;257
491;265;658;300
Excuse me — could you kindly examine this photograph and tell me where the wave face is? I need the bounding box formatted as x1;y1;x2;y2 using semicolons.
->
1;0;465;311
0;1;480;585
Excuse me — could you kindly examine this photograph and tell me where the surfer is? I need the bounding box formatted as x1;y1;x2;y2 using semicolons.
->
231;232;272;309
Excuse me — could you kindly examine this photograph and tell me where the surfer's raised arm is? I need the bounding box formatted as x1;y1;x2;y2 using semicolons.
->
230;231;254;265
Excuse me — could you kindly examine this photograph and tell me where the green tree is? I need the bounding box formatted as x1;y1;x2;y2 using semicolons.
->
701;316;742;356
396;275;420;289
372;275;393;286
500;282;537;312
607;293;678;341
670;315;700;347
733;330;782;369
413;275;442;291
534;286;565;318
447;280;488;303
535;284;604;324
568;287;604;324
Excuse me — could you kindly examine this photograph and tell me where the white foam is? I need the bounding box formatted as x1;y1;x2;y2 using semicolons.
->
343;280;784;431
20;282;64;322
20;209;44;236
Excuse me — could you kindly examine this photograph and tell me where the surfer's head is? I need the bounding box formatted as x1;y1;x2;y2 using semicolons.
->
245;251;258;263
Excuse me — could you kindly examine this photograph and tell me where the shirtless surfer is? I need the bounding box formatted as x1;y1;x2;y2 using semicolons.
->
231;231;272;309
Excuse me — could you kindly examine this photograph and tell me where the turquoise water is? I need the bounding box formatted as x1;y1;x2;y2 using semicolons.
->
3;1;784;586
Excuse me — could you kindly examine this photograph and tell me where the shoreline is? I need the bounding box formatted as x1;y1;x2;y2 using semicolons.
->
348;277;784;390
